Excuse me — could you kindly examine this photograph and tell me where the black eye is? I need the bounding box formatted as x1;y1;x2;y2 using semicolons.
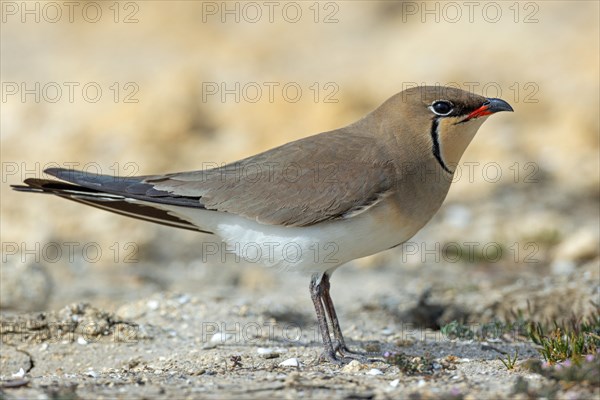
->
431;100;453;116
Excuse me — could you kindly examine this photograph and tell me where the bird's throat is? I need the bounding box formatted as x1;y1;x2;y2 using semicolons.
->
434;116;487;172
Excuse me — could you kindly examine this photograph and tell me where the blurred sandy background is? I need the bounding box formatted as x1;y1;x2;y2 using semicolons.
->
1;1;598;313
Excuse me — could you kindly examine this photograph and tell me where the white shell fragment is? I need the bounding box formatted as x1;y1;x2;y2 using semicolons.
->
278;358;300;367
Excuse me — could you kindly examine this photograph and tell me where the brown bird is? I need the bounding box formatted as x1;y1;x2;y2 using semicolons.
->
13;86;513;363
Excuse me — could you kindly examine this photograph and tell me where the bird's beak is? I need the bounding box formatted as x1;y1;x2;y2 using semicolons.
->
484;98;514;113
463;98;514;121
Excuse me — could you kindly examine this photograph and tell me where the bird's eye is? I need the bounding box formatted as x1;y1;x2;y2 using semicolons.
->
430;100;453;116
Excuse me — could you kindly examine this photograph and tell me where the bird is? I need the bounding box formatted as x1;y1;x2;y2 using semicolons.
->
13;85;513;363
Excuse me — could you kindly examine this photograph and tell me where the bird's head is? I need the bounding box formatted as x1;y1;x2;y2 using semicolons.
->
376;86;513;174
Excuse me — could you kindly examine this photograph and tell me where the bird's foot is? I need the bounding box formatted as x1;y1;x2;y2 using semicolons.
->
316;344;385;365
334;343;383;363
317;349;346;365
316;347;372;365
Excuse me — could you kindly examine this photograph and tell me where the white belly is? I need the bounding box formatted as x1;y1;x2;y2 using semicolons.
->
138;198;423;275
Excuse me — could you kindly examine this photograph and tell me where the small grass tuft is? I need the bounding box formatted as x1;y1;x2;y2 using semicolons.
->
527;306;600;364
498;349;519;370
440;319;527;341
440;320;475;340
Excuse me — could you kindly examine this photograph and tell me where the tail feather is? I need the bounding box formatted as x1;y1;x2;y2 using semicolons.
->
42;168;203;208
12;176;213;234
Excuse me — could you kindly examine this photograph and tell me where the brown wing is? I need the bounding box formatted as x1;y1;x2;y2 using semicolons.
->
147;129;396;226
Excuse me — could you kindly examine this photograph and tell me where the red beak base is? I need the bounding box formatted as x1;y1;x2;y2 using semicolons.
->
465;104;493;120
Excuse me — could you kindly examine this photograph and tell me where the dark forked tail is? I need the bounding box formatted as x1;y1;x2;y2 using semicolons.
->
12;169;212;234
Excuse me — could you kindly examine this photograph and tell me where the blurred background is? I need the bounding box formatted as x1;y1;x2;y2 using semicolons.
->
1;1;598;322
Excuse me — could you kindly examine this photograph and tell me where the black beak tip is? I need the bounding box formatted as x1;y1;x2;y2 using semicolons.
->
485;98;514;113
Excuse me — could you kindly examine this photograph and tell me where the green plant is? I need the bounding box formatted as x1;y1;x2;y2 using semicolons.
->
527;306;600;364
440;319;527;342
440;321;474;340
498;349;519;370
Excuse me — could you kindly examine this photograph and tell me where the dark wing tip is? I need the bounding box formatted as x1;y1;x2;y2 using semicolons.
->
11;183;44;193
15;178;52;190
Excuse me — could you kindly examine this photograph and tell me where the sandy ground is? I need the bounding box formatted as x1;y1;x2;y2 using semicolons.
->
2;230;598;398
1;1;599;399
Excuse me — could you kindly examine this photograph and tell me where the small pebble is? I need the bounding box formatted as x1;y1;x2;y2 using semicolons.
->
86;370;97;378
12;368;25;378
147;300;159;310
381;328;393;336
210;332;234;344
341;360;363;373
77;337;87;345
279;358;300;367
257;348;280;359
390;378;400;387
367;368;383;375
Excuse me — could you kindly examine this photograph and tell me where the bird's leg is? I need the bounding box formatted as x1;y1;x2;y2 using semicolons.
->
309;273;342;364
321;274;382;360
320;274;349;352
